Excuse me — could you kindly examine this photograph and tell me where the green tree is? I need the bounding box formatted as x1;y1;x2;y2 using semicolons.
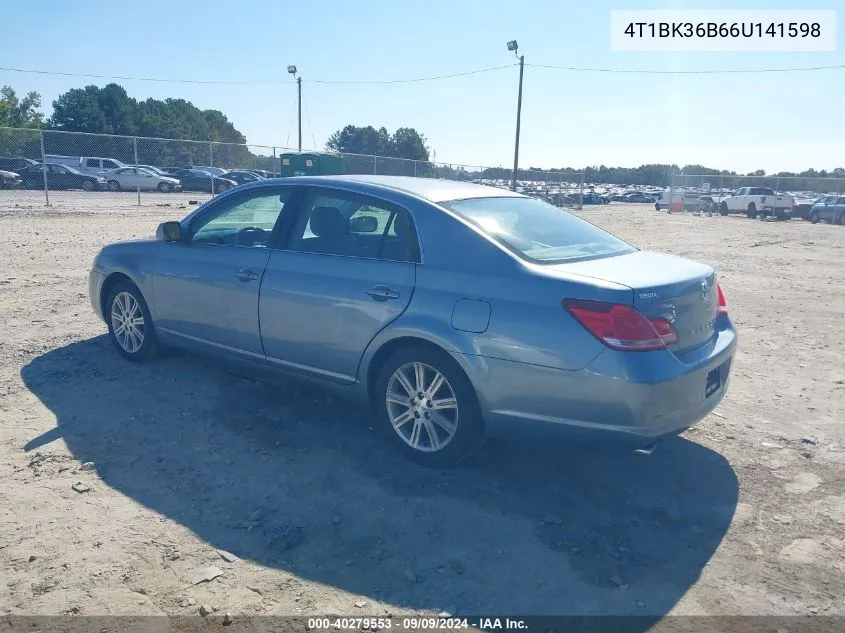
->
326;124;429;160
0;85;44;128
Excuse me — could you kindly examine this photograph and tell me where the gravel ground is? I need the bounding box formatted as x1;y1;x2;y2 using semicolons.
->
0;190;843;622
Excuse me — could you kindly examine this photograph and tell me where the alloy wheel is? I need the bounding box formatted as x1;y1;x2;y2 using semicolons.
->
385;362;459;452
111;291;145;353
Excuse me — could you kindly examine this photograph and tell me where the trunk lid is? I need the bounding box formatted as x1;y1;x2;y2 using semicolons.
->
551;251;719;352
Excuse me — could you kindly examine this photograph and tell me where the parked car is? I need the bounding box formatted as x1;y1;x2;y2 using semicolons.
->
222;170;265;186
251;170;278;179
166;168;237;193
190;165;227;177
161;165;192;175
808;196;845;224
0;157;40;173
130;165;171;177
0;169;22;189
581;192;611;205
102;167;182;192
88;175;736;465
718;187;794;219
19;163;106;191
623;192;654;203
655;190;711;212
46;156;128;178
792;197;822;221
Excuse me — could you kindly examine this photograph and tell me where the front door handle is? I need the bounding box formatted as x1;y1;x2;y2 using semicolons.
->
234;268;260;282
365;285;400;301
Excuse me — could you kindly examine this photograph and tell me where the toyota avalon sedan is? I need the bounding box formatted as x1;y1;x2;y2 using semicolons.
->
89;175;736;465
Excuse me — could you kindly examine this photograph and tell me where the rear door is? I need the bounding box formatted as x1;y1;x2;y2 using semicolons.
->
259;187;418;383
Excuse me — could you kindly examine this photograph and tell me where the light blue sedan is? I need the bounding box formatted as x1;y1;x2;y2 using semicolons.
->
89;175;737;465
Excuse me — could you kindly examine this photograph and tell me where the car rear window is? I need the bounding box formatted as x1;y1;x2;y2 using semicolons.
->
442;196;636;264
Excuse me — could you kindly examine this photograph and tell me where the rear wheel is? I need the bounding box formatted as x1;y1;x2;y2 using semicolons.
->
375;345;483;467
216;183;229;193
105;281;160;362
746;203;757;219
82;180;95;192
24;178;39;189
810;210;820;224
107;180;120;192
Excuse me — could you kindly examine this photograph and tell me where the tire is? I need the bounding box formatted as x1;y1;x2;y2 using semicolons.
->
746;203;757;219
81;180;95;192
719;202;729;216
810;211;820;224
105;281;160;362
654;203;660;211
839;214;845;226
157;181;172;193
107;180;120;192
24;178;39;189
374;345;484;467
216;183;229;193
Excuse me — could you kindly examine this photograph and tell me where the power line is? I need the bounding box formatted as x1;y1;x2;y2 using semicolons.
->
2;61;843;88
526;62;845;74
0;64;515;86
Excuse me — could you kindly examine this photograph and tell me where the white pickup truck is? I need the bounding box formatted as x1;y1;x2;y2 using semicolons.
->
718;187;794;219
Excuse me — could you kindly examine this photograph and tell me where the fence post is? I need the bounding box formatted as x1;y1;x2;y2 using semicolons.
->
374;155;378;175
133;137;140;206
559;173;563;206
272;146;276;177
209;141;215;196
413;161;417;178
579;171;584;209
39;130;49;207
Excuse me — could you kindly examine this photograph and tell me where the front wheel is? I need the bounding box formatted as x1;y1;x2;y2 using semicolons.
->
719;202;729;216
216;183;229;193
106;281;160;362
107;180;120;192
375;346;484;467
810;211;820;224
746;203;757;219
157;181;172;193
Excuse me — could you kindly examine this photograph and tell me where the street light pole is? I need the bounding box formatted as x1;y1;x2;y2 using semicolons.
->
507;41;524;192
287;65;302;151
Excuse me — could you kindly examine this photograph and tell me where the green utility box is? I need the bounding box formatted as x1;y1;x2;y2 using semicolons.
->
279;151;344;177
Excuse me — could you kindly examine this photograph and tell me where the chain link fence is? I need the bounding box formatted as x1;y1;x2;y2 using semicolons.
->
0;127;584;209
669;173;845;220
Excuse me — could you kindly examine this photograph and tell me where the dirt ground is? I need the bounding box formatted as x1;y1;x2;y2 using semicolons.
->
0;190;843;623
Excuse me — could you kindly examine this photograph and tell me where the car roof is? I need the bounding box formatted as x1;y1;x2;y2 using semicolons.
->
263;175;526;204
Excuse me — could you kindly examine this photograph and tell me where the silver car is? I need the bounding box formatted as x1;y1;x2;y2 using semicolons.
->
102;167;182;193
89;176;737;465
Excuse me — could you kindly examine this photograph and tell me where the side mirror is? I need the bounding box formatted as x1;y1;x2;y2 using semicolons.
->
156;221;183;242
349;215;378;233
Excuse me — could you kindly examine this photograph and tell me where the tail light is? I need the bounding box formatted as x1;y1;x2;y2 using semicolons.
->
717;284;728;316
562;299;677;352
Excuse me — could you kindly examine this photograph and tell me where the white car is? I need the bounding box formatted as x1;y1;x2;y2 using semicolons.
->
103;167;182;193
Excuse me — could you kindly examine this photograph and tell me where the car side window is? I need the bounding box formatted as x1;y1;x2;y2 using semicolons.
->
85;159;98;168
286;190;418;262
190;189;292;248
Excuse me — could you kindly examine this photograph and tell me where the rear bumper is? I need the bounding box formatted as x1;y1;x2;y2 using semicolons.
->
470;321;737;444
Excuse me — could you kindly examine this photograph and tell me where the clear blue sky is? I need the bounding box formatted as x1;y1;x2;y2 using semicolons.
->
1;0;842;173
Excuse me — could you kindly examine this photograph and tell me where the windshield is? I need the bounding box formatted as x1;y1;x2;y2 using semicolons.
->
442;196;636;264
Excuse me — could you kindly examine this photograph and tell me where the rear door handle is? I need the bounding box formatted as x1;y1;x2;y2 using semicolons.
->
234;268;260;282
365;285;400;301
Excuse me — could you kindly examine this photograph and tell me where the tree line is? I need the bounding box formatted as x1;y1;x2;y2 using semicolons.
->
1;83;844;190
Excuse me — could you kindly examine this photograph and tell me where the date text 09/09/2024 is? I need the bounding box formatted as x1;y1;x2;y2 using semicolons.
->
623;22;821;39
306;617;529;630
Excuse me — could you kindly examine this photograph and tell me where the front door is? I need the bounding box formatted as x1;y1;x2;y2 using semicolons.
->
259;187;418;382
153;186;294;358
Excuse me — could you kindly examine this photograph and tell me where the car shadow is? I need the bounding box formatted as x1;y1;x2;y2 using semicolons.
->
21;337;738;620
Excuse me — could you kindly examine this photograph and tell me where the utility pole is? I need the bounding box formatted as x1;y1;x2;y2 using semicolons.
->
287;65;302;151
507;41;524;192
